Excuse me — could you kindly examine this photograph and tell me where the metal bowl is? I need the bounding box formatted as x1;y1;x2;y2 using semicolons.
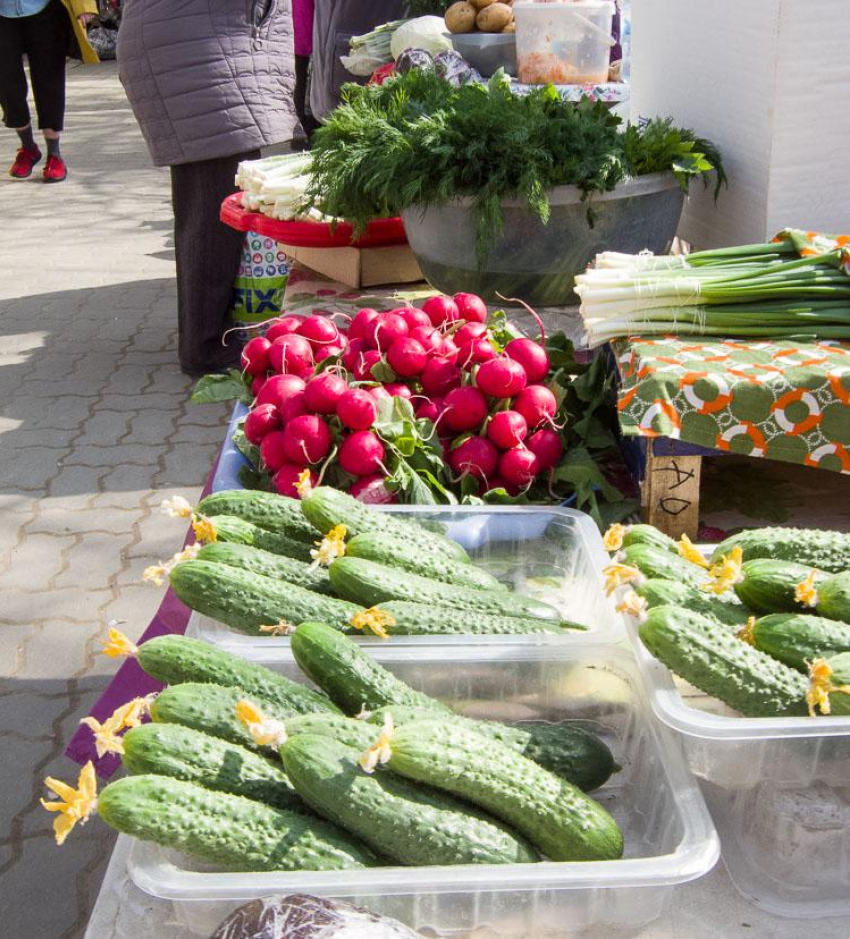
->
451;32;517;78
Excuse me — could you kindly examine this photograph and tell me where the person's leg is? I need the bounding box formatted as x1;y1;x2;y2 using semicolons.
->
0;14;42;176
170;150;261;375
293;54;319;148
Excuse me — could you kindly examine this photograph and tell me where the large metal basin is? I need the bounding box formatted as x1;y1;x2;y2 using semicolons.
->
401;173;685;307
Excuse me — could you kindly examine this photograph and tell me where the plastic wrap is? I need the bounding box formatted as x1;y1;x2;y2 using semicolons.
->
210;895;422;939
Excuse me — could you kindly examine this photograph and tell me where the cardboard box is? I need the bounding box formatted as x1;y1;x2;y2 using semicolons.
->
629;1;850;248
279;243;424;289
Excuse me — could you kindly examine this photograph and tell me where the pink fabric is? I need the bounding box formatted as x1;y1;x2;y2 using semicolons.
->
292;0;314;57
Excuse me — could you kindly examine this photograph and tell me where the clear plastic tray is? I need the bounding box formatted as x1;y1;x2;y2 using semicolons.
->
126;643;719;936
187;504;624;656
624;618;850;918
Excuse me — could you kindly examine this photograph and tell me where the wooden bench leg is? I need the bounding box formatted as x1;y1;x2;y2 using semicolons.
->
642;440;702;539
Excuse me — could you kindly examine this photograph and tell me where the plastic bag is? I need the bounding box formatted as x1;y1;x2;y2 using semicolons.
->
210;894;424;939
229;232;290;345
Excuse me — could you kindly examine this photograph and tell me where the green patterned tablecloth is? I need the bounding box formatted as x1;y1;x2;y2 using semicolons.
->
613;337;850;473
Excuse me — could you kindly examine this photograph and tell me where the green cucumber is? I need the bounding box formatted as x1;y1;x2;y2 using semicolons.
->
198;490;318;542
376;600;569;636
136;634;338;714
197;541;333;594
282;734;538;866
639;605;808;717
284;713;376;751
635;579;752;628
301;487;470;564
741;613;850;671
368;706;615;792
329;556;564;623
207;515;309;561
97;775;377;871
733;559;829;614
169;560;361;634
622;543;706;587
346;532;502;591
121;722;305;812
621;524;679;553
384;720;623;862
816;572;850;624
290;621;450;716
809;653;850;716
711;526;850;574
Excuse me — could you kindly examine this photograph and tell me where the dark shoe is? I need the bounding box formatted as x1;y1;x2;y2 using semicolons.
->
43;154;67;183
10;147;42;178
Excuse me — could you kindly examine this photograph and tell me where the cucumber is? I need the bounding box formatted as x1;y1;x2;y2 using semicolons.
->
368;706;615;792
198;489;318;542
635;579;752;628
282;734;538;866
346;532;502;592
638;605;808;717
384;719;623;862
97;775;378;871
734;559;829;614
206;515;309;561
169;560;362;634
197;541;333;595
621;524;679;553
809;653;850;716
817;572;850;625
711;526;850;574
301;487;470;564
622;543;706;587
284;712;376;751
290;621;450;716
121;722;305;812
329;556;564;623
376;600;569;636
136;634;338;715
741;613;850;672
150;682;302;754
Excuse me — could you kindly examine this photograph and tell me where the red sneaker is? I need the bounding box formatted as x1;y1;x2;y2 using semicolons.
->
43;154;67;183
9;147;42;178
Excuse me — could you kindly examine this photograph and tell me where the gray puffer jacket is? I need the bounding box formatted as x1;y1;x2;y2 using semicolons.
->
117;0;298;167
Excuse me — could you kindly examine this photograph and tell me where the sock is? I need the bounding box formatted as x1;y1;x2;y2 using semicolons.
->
46;137;61;158
17;126;36;151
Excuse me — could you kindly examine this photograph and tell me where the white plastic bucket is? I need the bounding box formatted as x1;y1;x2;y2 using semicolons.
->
514;0;616;85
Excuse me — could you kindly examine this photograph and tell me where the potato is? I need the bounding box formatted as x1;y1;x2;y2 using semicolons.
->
476;2;513;32
445;0;477;33
502;20;516;33
471;0;496;9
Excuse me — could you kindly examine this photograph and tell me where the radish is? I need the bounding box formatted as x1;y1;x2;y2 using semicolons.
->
458;336;498;369
415;395;443;423
368;385;392;402
339;431;385;476
387;337;427;377
398;306;432;331
350;473;397;504
255;374;305;409
337;387;378;430
353;349;383;382
363;311;408;352
342;338;363;371
240;336;272;376
297;315;341;348
383;382;413;400
422;295;460;327
499;447;540;489
315;343;345;364
434;337;459;363
280;391;308;424
454;322;488;348
273;463;316;498
251;375;266;396
452;292;487;324
482;475;518;496
259;430;289;472
487;410;528;449
408;325;442;355
304;373;347;414
526;428;563;470
512;384;557;429
442;386;488;433
421;357;462;397
265;315;305;341
505;338;550;384
476;357;527;398
347;308;379;342
450;436;499;481
282;414;332;465
269;334;314;374
244;403;280;444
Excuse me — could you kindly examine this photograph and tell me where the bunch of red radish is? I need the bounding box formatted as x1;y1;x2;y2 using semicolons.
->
238;292;562;502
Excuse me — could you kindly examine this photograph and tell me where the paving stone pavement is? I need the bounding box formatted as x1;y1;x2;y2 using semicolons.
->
0;62;231;937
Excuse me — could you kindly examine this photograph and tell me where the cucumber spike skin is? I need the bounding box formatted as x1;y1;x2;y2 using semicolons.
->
378;600;567;636
197;541;333;595
622;543;706;587
711;526;850;574
206;515;309;561
636;578;752;629
817;571;850;625
748;613;850;671
197;490;318;542
734;559;830;615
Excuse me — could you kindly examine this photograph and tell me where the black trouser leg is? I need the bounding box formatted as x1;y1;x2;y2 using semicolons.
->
23;0;70;132
0;16;31;130
170;149;261;375
294;54;319;140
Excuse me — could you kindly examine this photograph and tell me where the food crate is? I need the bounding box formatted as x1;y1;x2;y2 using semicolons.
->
126;643;719;936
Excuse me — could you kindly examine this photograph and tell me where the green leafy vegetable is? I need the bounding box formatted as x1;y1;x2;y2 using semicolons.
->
191;370;253;405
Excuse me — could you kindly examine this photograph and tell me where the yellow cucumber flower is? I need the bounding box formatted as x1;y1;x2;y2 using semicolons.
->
259;620;297;636
160;496;193;519
603;563;644;596
602;523;626;552
142;563;168;586
359;713;394;774
795;570;819;609
101;627;138;659
615;590;649;623
678;534;709;569
191;514;218;545
701;546;743;595
295;469;314;499
115;695;155;729
310;524;347;569
143;544;201;586
79;714;126;759
41;761;98;845
806;658;850;717
737;617;757;646
350;606;396;640
235;699;288;749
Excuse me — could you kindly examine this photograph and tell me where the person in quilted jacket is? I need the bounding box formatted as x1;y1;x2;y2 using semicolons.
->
117;0;299;375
